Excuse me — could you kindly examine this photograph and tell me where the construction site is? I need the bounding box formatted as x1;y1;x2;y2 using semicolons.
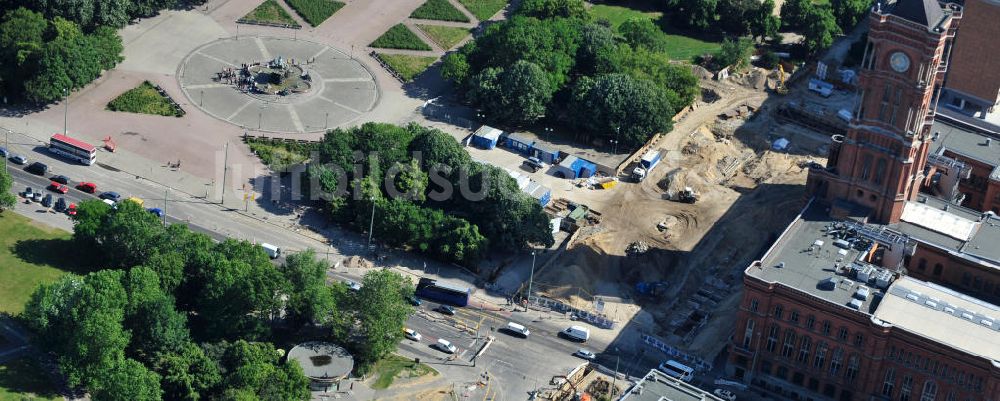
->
520;63;847;366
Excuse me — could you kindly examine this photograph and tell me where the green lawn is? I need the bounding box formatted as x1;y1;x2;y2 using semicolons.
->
377;54;438;81
370;24;432;51
371;354;437;389
455;0;507;21
410;0;470;22
0;357;61;401
240;0;300;27
416;25;471;50
107;81;183;117
285;0;345;26
590;4;721;61
0;212;79;314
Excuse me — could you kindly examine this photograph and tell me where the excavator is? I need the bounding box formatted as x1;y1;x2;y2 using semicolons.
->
775;64;789;95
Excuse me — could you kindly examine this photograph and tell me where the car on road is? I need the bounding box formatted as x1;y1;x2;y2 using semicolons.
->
22;187;33;198
407;296;422;306
31;192;42;202
50;175;70;184
25;161;47;175
54;197;67;212
147;208;165;217
713;389;737;401
41;194;53;208
574;349;596;361
99;191;121;203
0;147;8;158
435;305;456;316
404;328;422;341
66;203;77;216
522;157;544;172
9;154;27;165
343;280;362;291
433;339;457;354
48;182;69;194
76;182;97;193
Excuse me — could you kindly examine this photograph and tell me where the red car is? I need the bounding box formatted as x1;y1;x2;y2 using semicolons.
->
76;182;97;193
48;182;69;194
67;203;77;216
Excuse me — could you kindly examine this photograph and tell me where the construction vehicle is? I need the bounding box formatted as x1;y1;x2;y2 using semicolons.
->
631;150;662;182
678;187;698;204
775;64;789;95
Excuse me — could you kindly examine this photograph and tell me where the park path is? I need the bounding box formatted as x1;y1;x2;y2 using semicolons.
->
273;0;310;28
403;21;446;53
445;0;479;23
407;18;477;28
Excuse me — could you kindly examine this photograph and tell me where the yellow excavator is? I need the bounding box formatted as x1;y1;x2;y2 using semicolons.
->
775;64;789;95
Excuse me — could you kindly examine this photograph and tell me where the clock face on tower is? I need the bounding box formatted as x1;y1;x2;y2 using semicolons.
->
890;52;910;73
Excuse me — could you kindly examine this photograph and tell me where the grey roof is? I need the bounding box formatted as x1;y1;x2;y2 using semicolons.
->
749;202;888;314
931;120;1000;171
287;342;354;381
618;370;722;401
890;196;1000;265
892;0;946;27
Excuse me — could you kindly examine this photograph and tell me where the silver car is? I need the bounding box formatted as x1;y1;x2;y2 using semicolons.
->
9;154;27;165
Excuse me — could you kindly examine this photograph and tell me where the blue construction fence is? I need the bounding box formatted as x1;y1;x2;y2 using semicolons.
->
642;334;713;372
527;295;616;329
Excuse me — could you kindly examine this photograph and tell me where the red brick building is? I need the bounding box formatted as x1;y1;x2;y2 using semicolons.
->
729;1;1000;400
940;0;1000;117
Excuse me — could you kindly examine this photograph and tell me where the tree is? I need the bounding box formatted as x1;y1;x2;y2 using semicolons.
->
214;341;309;401
440;51;469;84
91;358;163;401
278;249;334;328
617;17;668;53
713;37;755;71
574;22;616;74
780;0;813;30
95;198;167;268
718;0;777;38
0;167;15;212
466;60;553;126
0;7;47;99
667;0;719;31
518;0;589;19
407;126;471;171
469;16;580;89
568;73;674;148
802;5;841;54
831;0;870;31
601;46;699;109
153;343;222;401
122;267;190;363
355;270;414;363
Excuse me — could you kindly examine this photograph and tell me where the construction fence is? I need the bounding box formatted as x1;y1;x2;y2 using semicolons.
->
641;334;713;372
527;295;617;329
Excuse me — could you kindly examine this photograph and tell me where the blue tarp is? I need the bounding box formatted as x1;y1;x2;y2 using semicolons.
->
570;157;596;179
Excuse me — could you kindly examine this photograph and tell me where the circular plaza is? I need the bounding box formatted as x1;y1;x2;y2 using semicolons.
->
178;37;378;133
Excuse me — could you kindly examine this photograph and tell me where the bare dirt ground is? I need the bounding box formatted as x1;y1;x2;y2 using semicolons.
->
532;68;826;359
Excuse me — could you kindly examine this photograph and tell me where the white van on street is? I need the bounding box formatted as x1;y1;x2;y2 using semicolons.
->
657;360;695;382
504;322;530;338
260;243;281;259
561;325;590;342
434;339;457;354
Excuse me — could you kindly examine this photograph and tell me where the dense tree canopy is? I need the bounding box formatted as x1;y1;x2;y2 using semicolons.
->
0;166;15;212
802;5;842;55
831;0;871;31
467;60;553;126
568;73;674;148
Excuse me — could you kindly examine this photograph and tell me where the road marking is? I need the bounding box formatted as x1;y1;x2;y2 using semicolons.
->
254;37;272;60
184;83;231;90
226;99;255;120
287;104;305;132
334;102;363;115
310;46;330;60
323;77;372;83
195;51;237;68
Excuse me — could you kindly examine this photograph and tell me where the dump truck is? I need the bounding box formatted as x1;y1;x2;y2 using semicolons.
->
631;150;662;182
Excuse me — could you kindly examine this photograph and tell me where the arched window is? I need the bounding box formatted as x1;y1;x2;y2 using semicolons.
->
917;258;927;271
919;380;937;401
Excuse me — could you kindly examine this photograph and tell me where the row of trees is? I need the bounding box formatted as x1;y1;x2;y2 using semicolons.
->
9;0;204;29
309;123;554;264
666;0;779;40
441;0;699;148
23;198;417;400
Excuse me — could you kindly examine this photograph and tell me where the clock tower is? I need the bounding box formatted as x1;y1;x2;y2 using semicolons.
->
807;0;962;224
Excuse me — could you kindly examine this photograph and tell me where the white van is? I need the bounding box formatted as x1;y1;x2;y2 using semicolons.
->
504;322;530;338
260;243;281;259
562;325;590;342
435;339;457;354
657;360;695;382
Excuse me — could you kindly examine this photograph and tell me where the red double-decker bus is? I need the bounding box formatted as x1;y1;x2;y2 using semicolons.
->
49;134;97;165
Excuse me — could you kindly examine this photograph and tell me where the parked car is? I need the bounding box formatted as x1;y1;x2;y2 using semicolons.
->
25;161;47;175
404;328;422;341
22;187;33;198
434;339;457;354
343;280;362;291
54;197;67;212
50;175;70;184
147;207;165;217
713;389;737;401
435;305;456;316
574;349;596;361
0;147;8;158
31;192;42;202
76;182;97;193
407;296;422;306
41;194;53;208
99;191;121;203
66;203;77;216
522;157;544;172
48;182;69;194
9;154;27;165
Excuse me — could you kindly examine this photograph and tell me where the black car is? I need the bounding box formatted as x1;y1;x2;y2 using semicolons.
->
50;175;70;184
41;194;53;208
99;191;122;202
407;296;422;307
54;197;67;212
25;162;48;175
435;305;456;316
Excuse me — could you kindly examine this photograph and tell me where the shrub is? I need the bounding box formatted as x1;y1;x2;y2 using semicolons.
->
370;24;432;51
107;81;184;117
240;0;300;27
410;0;470;22
285;0;345;26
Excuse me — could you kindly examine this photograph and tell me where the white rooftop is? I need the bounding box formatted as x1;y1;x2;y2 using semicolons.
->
899;201;978;241
874;277;1000;363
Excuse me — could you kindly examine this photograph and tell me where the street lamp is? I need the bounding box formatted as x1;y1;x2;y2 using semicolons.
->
610;139;619;155
367;197;376;251
544;127;553;142
525;250;536;312
476;112;486;121
63;88;69;136
614;126;620;154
